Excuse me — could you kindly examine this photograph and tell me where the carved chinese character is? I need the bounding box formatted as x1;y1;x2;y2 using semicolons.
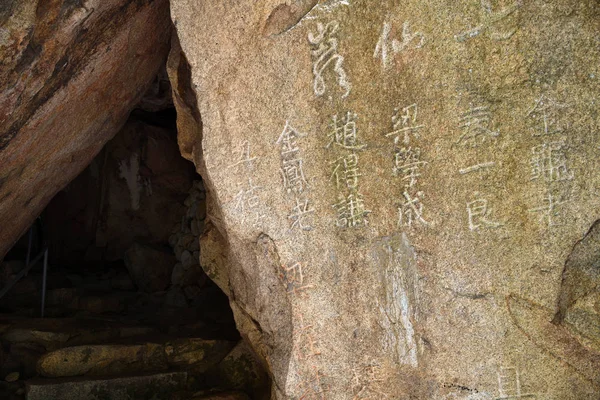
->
233;178;264;226
332;192;371;228
229;140;258;169
330;153;361;190
327;111;366;151
289;197;315;231
351;361;388;399
385;104;424;145
374;21;425;68
398;190;430;228
296;366;328;399
393;147;428;188
308;21;351;99
456;104;499;148
455;0;521;43
526;94;569;136
529;191;569;227
281;157;308;194
294;313;321;360
280;262;314;296
277;121;305;157
466;196;502;231
496;367;537;399
530;141;573;182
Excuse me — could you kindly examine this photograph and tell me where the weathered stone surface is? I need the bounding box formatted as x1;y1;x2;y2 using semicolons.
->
25;371;187;400
198;222;230;296
169;1;600;399
211;341;270;398
0;0;172;260
125;243;176;293
37;343;167;378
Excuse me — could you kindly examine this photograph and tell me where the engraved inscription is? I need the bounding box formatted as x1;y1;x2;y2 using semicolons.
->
529;141;573;183
525;95;574;229
277;121;315;231
526;94;569;137
327;111;366;150
374;21;425;69
289;198;316;231
351;361;389;399
455;0;521;43
294;312;322;360
330;153;361;190
333;192;371;228
308;21;351;98
229;140;258;169
528;190;569;228
232;178;265;227
399;190;430;228
385;104;424;145
393;146;427;188
496;367;537;399
466;195;503;231
456;103;499;148
296;366;329;399
326;112;370;228
386;104;430;229
459;161;496;175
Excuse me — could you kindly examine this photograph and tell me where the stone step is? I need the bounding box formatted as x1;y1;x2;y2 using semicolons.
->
37;338;235;378
0;316;157;351
25;371;188;400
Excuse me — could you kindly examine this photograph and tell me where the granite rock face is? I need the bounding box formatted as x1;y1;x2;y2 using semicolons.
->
169;1;600;399
0;0;172;259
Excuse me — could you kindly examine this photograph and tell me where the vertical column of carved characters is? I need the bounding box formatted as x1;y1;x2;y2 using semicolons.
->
228;140;264;227
327;111;370;229
454;94;504;231
308;20;351;99
277;122;315;232
385;104;430;229
525;95;573;229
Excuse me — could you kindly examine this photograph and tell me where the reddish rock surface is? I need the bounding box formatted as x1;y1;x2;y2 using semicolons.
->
0;0;172;259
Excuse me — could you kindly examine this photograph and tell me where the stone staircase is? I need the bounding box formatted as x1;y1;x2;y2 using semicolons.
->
0;260;269;399
0;316;267;399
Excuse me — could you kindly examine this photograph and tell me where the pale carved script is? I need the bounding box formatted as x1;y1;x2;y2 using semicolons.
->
466;195;503;231
374;21;425;69
277;121;315;231
385;104;430;229
327;112;370;228
455;0;521;43
530;141;573;183
526;94;569;136
528;190;569;228
228;140;258;169
496;367;537;399
308;21;351;99
456;103;499;148
233;178;264;227
526;95;573;229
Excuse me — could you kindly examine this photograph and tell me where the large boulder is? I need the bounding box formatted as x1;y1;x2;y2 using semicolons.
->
0;0;172;260
169;1;600;399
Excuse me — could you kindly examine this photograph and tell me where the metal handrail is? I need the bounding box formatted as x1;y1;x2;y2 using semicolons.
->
0;225;49;317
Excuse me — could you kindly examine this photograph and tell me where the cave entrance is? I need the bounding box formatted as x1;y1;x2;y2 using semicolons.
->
0;71;268;400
